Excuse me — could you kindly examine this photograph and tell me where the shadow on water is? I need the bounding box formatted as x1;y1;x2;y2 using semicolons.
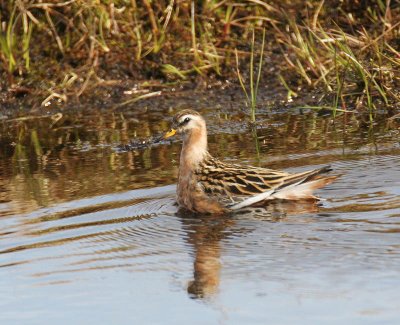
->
1;100;400;323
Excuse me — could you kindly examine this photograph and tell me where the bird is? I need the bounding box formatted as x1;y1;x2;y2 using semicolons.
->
163;109;338;214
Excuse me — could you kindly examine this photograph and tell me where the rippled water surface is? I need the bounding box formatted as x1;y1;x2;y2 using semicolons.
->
1;100;400;324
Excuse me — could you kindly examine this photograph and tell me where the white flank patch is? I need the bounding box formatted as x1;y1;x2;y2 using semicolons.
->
229;189;275;210
229;177;321;210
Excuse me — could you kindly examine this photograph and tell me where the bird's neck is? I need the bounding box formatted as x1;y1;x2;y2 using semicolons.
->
180;127;208;171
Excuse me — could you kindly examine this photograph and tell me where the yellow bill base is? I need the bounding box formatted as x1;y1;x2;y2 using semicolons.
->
163;128;177;139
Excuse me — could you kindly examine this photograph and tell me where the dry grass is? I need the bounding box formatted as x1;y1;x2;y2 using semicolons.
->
0;0;399;116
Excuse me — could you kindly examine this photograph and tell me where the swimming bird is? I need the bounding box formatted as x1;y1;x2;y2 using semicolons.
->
164;109;337;214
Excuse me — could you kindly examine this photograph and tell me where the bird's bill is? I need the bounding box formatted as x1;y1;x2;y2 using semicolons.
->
163;128;177;139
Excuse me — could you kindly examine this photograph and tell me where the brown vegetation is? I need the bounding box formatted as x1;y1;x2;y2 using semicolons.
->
0;0;399;115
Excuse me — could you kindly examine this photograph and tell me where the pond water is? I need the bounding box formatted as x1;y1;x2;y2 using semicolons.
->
1;95;400;324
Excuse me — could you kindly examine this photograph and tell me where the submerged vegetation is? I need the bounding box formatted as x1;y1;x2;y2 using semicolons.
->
0;0;399;117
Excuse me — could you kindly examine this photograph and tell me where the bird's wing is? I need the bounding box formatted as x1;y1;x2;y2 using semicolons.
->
228;167;336;210
196;156;334;208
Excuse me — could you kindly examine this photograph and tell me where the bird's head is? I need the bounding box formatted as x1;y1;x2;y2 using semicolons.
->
163;109;206;139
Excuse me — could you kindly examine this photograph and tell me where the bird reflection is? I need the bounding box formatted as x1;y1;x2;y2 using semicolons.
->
178;210;233;299
178;199;321;300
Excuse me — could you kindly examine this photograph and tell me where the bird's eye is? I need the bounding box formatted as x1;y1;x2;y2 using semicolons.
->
183;117;190;123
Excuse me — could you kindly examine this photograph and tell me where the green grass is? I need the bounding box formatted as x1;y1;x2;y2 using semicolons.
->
235;27;266;123
274;2;399;117
0;0;399;117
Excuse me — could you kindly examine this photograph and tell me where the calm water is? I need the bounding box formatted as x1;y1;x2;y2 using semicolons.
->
1;100;400;324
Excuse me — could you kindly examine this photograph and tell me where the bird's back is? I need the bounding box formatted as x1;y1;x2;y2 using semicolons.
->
195;155;336;206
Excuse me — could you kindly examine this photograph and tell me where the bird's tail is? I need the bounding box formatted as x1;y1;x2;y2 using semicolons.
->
229;166;338;210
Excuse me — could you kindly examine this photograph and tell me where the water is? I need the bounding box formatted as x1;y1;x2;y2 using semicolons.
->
1;102;399;324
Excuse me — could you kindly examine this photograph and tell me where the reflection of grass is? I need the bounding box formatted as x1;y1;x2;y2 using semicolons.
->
251;126;261;162
2;106;398;214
